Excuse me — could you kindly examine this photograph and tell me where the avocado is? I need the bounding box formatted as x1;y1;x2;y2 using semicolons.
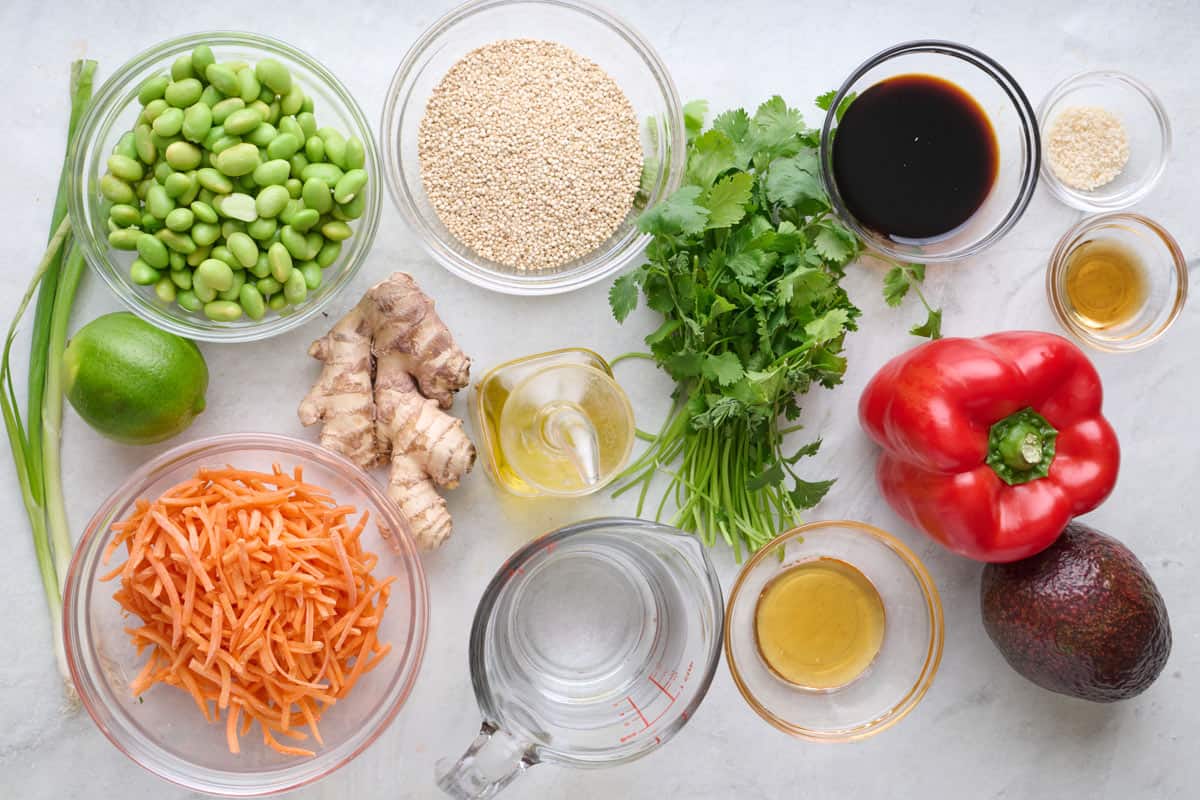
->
980;522;1171;702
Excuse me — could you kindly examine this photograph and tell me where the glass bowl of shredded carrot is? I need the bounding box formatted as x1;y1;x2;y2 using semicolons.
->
63;433;428;796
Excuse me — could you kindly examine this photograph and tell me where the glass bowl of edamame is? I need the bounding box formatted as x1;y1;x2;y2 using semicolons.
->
69;32;381;342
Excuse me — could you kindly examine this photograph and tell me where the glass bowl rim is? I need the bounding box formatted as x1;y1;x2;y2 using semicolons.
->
1045;211;1188;353
466;516;724;766
1036;69;1172;212
724;519;945;742
62;432;429;796
67;30;382;343
379;0;686;295
818;39;1040;263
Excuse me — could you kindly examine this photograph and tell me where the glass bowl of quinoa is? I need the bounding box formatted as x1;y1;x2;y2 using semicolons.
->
381;0;685;295
1038;71;1171;213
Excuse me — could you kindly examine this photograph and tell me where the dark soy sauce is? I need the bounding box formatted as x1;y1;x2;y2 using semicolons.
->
832;74;998;240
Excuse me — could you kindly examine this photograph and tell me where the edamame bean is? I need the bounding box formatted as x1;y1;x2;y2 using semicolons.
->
137;233;170;269
304;231;323;260
255;184;289;218
246;122;277;148
199;84;222;107
190;200;218;224
141;98;169;124
300;95;314;114
283;268;308;304
165;140;202;171
210;245;238;268
186;246;210;267
157;229;196;255
256;276;282;295
182;103;212;142
113;131;139;161
163;170;192;198
296;112;317;139
177;289;202;311
223;107;263;136
343;136;365;170
210;134;242;155
109;204;141;227
154;276;177;303
138;74;169;105
316;239;341;268
321;220;352;242
336;192;366;220
192;45;215;75
248;100;272;123
289;153;309;179
218;269;246;302
240;284;266;320
140;211;162;232
152;107;184;137
108;228;142;250
247;217;277;240
165;78;203;108
255;58;292;94
191;222;220;247
217;192;258;221
279;85;304;116
205;64;240;97
320;130;347;169
285;178;302;198
178;174;200;206
165;207;194;232
267;241;293;281
252;158;291;186
299;261;322;290
196;258;234;292
197;167;233;194
268;293;287;311
204;300;243;322
211;97;245;125
134;124;156;164
150;131;180;153
100;174;135;204
170;268;193;290
153;160;175;183
301;177;332;214
220;220;246;240
226;232;258;268
250;252;271;278
145;184;174;219
170;54;194;82
290;208;320;232
258;85;275;105
301;162;344;185
169;251;185;271
333;169;366;204
237;67;261;103
304;135;325;163
279;226;308;261
107;154;144;182
278;116;303;141
278;198;302;225
238;172;258;192
216;143;260;177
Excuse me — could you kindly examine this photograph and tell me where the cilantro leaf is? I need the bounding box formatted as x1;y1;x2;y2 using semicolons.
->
703;172;754;229
764;156;824;208
665;351;704;379
703;351;745;386
785;439;822;463
815;90;837;111
752;96;804;151
882;266;911;307
683;99;708;142
610;271;641;322
789;477;835;509
805;308;851;344
910;307;943;340
688;130;736;188
638;185;708;235
816;89;857;122
746;462;785;491
813;224;857;265
712;108;751;145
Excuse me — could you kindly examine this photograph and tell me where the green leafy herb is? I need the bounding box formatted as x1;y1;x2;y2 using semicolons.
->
610;96;861;558
883;262;942;340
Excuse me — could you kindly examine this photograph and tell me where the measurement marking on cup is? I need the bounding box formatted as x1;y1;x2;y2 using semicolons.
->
627;697;650;727
648;674;676;701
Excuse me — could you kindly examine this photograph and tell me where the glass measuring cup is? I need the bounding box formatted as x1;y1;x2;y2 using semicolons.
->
437;518;724;798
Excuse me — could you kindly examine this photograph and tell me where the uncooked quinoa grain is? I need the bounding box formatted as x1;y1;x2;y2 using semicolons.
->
1045;106;1130;192
418;39;644;271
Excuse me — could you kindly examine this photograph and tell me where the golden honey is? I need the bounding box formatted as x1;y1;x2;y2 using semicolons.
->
1064;238;1148;330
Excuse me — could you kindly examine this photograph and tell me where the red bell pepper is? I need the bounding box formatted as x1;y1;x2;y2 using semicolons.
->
859;331;1119;562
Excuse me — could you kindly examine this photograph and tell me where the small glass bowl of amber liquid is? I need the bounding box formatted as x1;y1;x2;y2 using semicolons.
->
724;521;943;741
1047;212;1187;352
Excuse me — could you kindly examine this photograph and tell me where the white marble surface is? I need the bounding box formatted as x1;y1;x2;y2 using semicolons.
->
2;0;1198;798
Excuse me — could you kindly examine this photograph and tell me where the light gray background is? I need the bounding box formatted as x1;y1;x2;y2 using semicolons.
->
2;0;1197;798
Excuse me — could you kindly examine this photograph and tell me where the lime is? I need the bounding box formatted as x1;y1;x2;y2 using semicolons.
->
63;312;208;445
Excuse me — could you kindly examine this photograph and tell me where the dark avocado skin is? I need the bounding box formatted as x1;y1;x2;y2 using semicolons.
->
980;522;1171;702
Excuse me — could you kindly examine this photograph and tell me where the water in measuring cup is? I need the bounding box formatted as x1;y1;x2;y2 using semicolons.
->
478;530;708;759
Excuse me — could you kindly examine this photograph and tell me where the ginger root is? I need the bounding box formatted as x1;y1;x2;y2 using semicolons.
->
298;272;474;549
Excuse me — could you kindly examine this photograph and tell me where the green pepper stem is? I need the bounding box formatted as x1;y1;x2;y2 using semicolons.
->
986;408;1058;486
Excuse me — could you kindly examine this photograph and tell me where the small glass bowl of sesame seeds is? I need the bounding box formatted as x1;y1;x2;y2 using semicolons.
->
381;0;685;295
1038;71;1171;213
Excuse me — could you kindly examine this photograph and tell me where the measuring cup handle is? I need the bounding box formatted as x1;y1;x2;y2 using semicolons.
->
435;721;535;799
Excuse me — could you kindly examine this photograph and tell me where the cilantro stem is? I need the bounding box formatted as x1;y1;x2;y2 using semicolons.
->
609;351;654;368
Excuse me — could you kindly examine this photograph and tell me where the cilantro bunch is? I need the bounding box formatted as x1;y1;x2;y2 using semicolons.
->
609;96;863;558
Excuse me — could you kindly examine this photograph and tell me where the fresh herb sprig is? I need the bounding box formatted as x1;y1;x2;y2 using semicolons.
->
609;96;862;558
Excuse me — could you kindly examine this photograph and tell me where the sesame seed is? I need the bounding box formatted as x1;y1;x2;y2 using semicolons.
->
1045;105;1130;192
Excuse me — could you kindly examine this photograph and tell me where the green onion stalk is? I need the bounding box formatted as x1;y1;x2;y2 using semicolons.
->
1;59;97;695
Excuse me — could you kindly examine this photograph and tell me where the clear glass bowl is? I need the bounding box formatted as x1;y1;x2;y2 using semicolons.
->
1046;212;1187;352
63;433;428;796
1038;71;1170;212
819;40;1039;263
381;0;685;295
68;32;382;343
725;521;944;741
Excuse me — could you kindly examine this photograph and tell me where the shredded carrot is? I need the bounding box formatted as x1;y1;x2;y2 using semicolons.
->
103;465;394;757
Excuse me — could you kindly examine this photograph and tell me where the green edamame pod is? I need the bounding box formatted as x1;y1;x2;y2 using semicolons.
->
108;228;142;250
289;208;320;232
165;78;203;108
266;133;301;160
252;159;291;187
321;220;352;242
255;58;292;94
302;177;332;214
256;276;283;295
299;261;322;290
197;167;233;194
109;204;141;228
246;122;277;148
191;45;215;75
107;154;144;182
304;135;325;163
248;217;277;241
170;54;194;82
226;232;259;268
138;74;170;105
333;169;367;204
170;268;193;290
177;289;202;312
157;229;196;255
296;112;317;139
113;131;139;161
216;143;261;177
165;207;194;232
141;98;169;124
145;184;174;219
224;107;264;136
205;64;241;97
154;276;177;303
285;178;302;199
316;239;341;268
218;269;246;302
256;185;290;218
267;241;293;282
152;107;184;138
237;67;262;103
191;222;220;247
182;103;212;143
100;174;135;204
301;162;344;185
343;137;365;170
196;258;235;292
279;226;308;261
283;268;308;305
163;170;192;198
239;284;266;320
211;97;245;125
204;300;243;322
190;200;218;224
165;141;203;171
267;293;287;311
137;233;170;269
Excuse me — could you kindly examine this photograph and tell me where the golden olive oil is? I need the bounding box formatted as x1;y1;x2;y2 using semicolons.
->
754;558;886;690
1064;238;1148;330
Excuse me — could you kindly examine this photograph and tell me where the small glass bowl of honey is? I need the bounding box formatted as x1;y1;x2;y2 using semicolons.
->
1047;212;1187;353
724;521;943;741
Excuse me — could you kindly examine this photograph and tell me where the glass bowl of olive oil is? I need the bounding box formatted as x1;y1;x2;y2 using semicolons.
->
1046;212;1187;352
724;521;943;741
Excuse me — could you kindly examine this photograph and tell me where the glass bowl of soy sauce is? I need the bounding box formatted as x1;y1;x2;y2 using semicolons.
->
819;41;1039;263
